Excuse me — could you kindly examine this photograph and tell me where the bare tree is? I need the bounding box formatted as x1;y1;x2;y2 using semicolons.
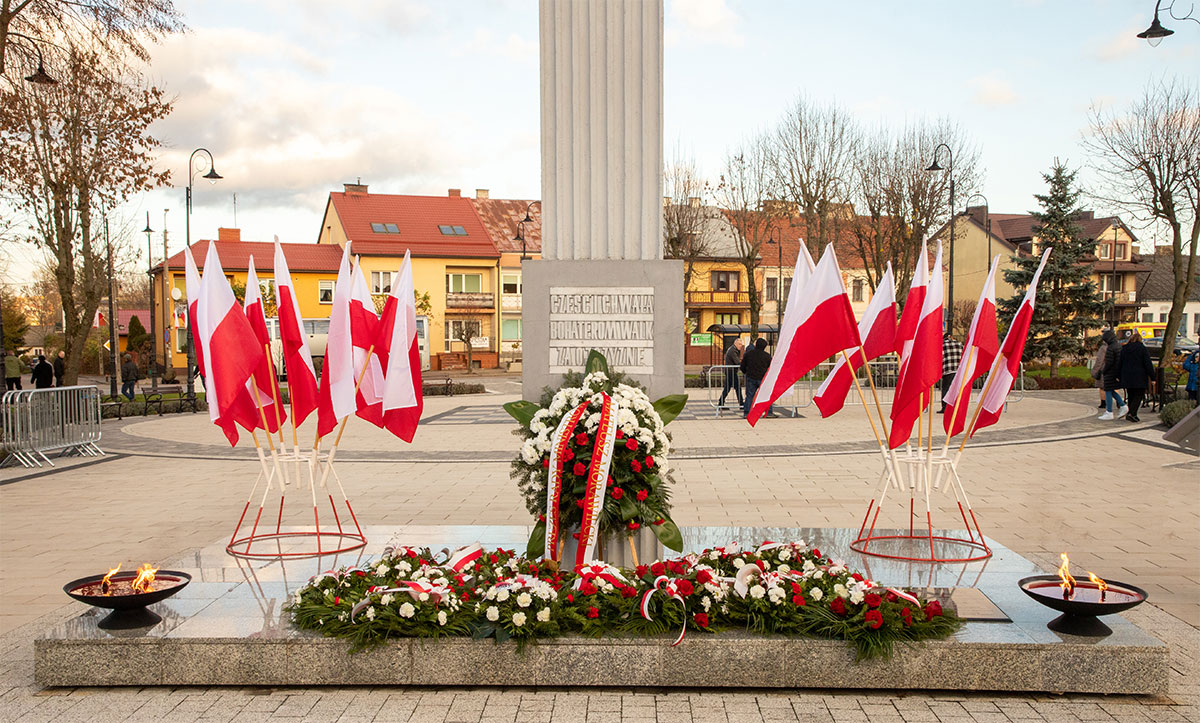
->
452;319;483;374
715;133;777;338
1085;77;1200;365
663;147;714;293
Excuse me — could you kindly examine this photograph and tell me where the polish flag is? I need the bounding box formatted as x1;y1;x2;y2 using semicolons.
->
744;241;814;413
93;309;106;328
243;257;287;434
316;243;357;438
273;239;319;427
942;255;1001;436
894;243;930;363
348;256;385;427
972;248;1052;436
747;244;861;426
197;244;267;446
378;251;424;442
183;247;206;377
813;263;898;417
888;241;944;448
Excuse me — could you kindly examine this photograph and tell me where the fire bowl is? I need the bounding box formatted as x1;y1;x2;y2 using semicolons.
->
64;570;191;630
1018;575;1147;637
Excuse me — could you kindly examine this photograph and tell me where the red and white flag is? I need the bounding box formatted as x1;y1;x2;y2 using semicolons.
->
93;309;106;328
183;247;206;376
316;243;357;438
888;241;943;448
197;244;267;446
378;251;424;442
813;263;898;418
972;248;1052;436
747;244;861;426
273;239;319;427
348;256;385;427
243;258;287;433
942;255;1001;436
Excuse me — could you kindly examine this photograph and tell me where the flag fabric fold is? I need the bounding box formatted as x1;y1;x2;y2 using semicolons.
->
348;256;386;427
813;263;898;418
273;238;320;427
888;241;944;448
971;248;1052;436
942;255;1001;436
378;251;424;443
243;258;287;434
747;244;861;426
316;243;357;438
183;247;207;378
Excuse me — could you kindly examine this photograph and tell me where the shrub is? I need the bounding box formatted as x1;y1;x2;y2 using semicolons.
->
1027;375;1089;390
1161;399;1197;428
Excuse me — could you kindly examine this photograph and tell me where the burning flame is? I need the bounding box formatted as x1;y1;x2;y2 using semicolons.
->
1088;571;1108;601
1057;553;1076;598
101;564;121;596
130;563;157;594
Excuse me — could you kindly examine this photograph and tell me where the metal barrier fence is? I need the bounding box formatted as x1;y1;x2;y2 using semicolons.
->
1;386;104;469
701;356;1025;417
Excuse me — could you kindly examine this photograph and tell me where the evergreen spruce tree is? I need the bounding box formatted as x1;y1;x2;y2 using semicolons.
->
999;161;1108;376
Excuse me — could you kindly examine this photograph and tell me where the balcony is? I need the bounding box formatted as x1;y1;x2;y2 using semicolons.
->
501;294;522;312
1105;290;1138;305
686;290;753;306
446;292;494;309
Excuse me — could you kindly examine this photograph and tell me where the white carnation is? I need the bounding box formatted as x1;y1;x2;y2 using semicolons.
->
517;593;532;608
810;588;824;601
380;593;394;606
750;585;766;599
733;558;746;569
536;607;551;622
365;606;376;621
778;549;791;562
850;589;865;605
486;606;500;622
520;441;540;464
512;612;527;627
418;592;429;602
399;602;416;618
437;610;447;626
834;583;849;599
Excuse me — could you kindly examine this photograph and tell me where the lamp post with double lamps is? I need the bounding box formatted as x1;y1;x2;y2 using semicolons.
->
927;143;956;335
184;148;222;400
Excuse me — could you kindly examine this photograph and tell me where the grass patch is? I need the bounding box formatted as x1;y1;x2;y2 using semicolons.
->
1026;365;1091;381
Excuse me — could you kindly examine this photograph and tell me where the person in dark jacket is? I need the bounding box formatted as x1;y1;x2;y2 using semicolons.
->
30;354;54;389
938;333;964;414
53;350;66;387
1098;328;1128;420
120;353;140;401
717;337;745;410
740;338;776;418
1117;332;1155;422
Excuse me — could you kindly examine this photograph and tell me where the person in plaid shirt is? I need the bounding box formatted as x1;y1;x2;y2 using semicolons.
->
939;332;964;414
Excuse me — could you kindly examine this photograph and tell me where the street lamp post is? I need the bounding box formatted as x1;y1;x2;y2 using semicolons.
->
6;32;58;84
143;212;157;390
927;143;956;336
184;148;222;399
105;217;118;399
965;190;991;264
766;229;783;324
1111;225;1119;325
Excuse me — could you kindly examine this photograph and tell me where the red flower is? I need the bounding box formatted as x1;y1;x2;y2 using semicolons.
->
615;429;624;439
829;597;847;616
581;581;597;596
572;532;580;540
885;591;898;603
542;458;550;469
851;573;863;582
630;460;643;473
566;593;574;603
461;591;470;601
636;564;649;578
586;606;599;619
754;560;766;571
865;610;883;629
696;569;714;585
653;518;665;526
576;499;585;509
676;580;694;596
563;447;574;461
620;585;637;598
900;608;913;627
694;612;709;628
644;455;655;468
355;570;366;577
538;514;546;522
791;594;806;607
811;548;821;560
650;562;666;576
865;593;882;609
627;521;640;530
573;462;587;476
625;438;639;451
333;596;340;606
636;489;649;501
925;600;943;620
489;554;499;564
610;487;624;500
790;581;802;594
406;550;418;558
575;432;589;445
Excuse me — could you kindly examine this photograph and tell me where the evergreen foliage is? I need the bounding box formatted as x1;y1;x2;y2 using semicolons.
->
126;315;148;360
999;162;1108;374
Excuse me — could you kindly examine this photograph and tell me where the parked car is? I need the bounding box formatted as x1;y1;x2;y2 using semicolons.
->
265;318;329;379
1115;322;1199;360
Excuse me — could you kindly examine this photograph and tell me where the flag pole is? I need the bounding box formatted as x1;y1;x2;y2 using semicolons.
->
316;345;376;489
956;351;1006;455
250;380;288;491
841;349;906;539
941;345;977;452
925;381;936;559
263;344;287;452
857;348;906;489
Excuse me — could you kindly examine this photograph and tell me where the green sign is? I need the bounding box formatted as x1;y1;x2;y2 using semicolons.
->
689;333;713;346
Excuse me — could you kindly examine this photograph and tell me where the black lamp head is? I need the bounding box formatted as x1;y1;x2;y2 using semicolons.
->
203;168;222;183
25;61;56;85
1136;13;1174;46
926;159;944;172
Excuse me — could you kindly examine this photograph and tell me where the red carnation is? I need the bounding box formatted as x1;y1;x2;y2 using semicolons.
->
615;429;624;439
461;591;470;601
811;548;821;559
676;580;694;596
572;532;580;539
586;606;599;619
542;458;550;469
576;499;585;509
627;521;640;530
694;612;709;628
650;562;666;576
636;489;648;501
567;593;574;603
625;438;639;451
851;573;863;582
573;462;586;476
865;610;883;629
791;594;806;607
620;585;637;598
538;514;546;522
644;456;655;468
696;569;714;585
563;448;574;461
406;550;418;558
925;600;943;620
636;564;649;578
581;581;597;596
865;593;882;609
653;518;665;526
885;591;898;603
830;597;847;616
790;581;802;594
630;459;642;473
900;608;913;627
575;433;589;445
333;596;340;606
489;554;499;564
610;487;624;500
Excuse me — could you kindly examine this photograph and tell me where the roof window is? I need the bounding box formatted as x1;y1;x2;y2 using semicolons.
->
438;225;468;236
370;222;400;234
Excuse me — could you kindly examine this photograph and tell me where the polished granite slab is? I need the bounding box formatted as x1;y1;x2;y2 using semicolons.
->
35;526;1168;693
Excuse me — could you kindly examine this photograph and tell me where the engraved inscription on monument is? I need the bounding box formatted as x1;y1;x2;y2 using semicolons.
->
548;287;654;373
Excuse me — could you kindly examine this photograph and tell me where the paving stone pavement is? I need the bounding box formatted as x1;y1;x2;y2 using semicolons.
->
0;386;1197;722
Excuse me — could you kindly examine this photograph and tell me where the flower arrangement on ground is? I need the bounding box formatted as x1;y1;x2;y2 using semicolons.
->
503;350;688;559
286;540;962;660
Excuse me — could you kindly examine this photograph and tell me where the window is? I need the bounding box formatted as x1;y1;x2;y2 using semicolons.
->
783;278;792;300
1160;313;1168;322
1142;313;1154;322
305;319;330;335
502;273;521;295
710;270;739;291
1098;243;1111;260
502;318;522;341
765;278;778;302
445;319;482;351
370;270;394;294
715;313;741;326
1116;243;1126;260
852;279;865;303
446;273;482;293
1099;274;1123;293
258;278;275;298
318;280;334;304
686;312;701;335
175;328;187;353
370;222;400;234
438;225;468;236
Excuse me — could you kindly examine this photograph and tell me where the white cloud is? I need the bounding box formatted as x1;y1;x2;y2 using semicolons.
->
968;74;1018;107
666;0;744;48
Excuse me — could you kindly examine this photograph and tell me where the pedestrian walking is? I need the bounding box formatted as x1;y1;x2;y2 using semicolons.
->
740;338;776;418
717;337;744;410
3;350;22;391
1089;336;1108;409
1117;332;1155;423
1098;329;1128;420
120;353;140;401
30;354;54;389
1184;350;1199;403
938;332;964;414
53;350;66;387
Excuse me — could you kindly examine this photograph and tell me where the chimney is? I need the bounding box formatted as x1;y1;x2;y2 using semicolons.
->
217;227;241;242
966;205;986;226
475;189;489;200
448;188;461;197
1078;210;1094;221
343;180;369;194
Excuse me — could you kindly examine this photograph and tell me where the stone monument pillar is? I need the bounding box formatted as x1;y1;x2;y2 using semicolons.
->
523;0;684;401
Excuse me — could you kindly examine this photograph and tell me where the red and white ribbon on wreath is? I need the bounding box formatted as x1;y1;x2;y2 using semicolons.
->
544;401;590;561
639;575;689;646
576;393;617;567
572;562;629;590
445;543;483;572
350;580;453;621
887;587;922;607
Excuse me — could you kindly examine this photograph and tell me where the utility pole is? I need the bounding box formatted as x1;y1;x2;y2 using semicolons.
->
162;209;170;378
105;218;118;399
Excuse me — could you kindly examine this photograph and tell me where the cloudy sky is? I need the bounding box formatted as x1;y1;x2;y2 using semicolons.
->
5;0;1197;282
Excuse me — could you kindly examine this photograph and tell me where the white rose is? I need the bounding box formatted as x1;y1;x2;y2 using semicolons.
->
517;593;532;608
365;606;376;621
399;602;415;618
750;585;766;599
512;612;527;627
536;608;551;622
437;610;447;626
810;588;824;601
486;606;500;622
496;589;510;602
